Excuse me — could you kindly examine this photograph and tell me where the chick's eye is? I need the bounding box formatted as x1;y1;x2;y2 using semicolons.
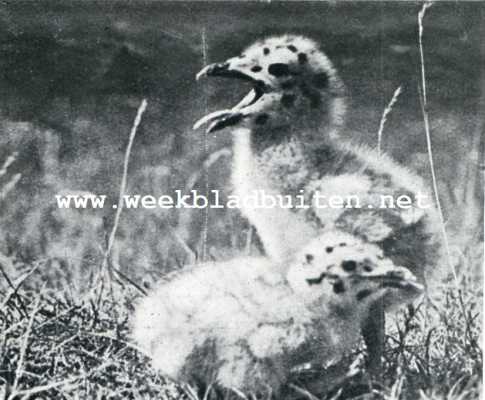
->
268;63;290;77
342;260;357;272
305;254;314;263
363;265;373;272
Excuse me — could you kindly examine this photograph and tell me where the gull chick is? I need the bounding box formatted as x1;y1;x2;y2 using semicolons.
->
132;231;423;395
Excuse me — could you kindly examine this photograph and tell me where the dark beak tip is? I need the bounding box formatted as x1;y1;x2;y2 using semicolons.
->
211;62;230;73
206;125;217;134
196;62;230;81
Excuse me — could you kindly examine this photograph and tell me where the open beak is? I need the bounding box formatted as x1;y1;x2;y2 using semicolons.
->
194;60;266;133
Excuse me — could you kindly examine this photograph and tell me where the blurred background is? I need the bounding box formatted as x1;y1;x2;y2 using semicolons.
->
0;1;483;291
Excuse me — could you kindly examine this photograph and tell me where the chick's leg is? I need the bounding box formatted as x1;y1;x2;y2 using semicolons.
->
361;301;385;379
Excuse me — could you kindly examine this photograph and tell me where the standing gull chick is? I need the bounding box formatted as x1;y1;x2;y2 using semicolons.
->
195;35;347;261
194;34;442;373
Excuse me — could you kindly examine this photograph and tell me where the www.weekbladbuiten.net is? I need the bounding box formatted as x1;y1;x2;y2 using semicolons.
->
55;189;433;210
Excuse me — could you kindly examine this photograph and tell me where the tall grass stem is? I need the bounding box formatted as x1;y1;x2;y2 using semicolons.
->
417;2;458;285
99;99;147;283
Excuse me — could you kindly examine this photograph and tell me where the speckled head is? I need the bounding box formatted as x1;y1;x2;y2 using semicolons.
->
286;231;424;313
194;35;346;142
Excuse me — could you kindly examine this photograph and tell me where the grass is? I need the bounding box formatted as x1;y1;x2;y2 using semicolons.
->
0;277;183;399
0;247;481;399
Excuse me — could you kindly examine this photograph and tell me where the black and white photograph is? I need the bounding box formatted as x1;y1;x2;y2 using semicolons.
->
0;1;483;399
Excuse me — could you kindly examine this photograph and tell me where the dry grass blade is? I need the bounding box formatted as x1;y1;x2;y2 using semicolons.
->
288;383;321;400
10;359;118;400
417;2;459;285
0;152;17;178
11;293;42;392
377;86;402;155
96;99;148;295
184;148;231;191
0;261;41;317
201;26;210;262
177;147;231;261
417;4;477;353
182;383;201;400
228;386;249;400
0;152;21;200
0;173;21;200
12;377;80;400
102;99;148;269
